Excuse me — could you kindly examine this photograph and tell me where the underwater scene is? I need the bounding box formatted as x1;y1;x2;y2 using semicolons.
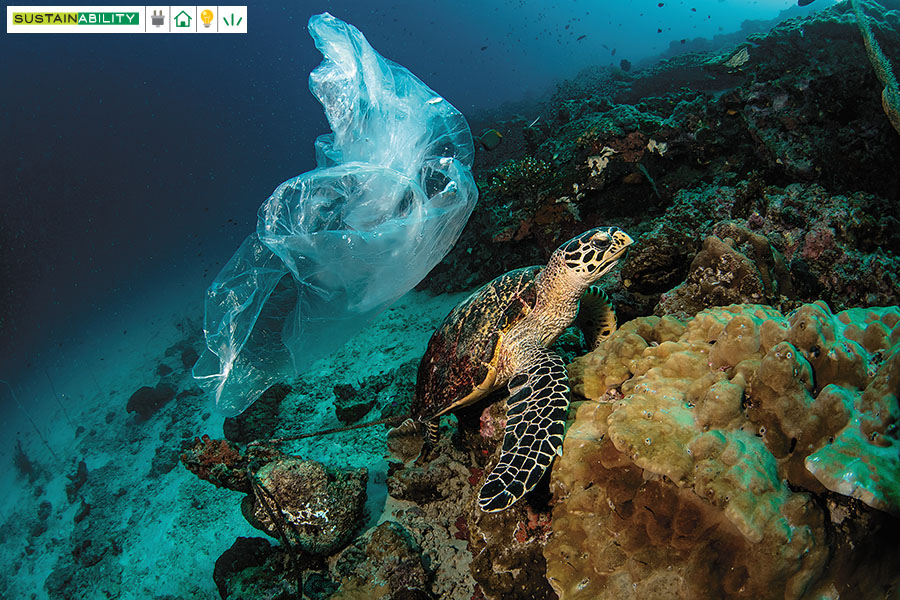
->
2;0;900;598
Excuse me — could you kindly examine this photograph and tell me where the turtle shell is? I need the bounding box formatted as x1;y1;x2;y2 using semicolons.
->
412;266;540;422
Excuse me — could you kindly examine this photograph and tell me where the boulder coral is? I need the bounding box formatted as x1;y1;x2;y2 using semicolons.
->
548;302;900;599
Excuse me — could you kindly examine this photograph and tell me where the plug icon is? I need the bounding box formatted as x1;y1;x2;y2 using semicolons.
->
151;10;164;28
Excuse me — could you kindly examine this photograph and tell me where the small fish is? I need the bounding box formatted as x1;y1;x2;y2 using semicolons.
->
481;45;487;50
478;129;503;151
798;0;817;5
577;34;587;41
611;48;616;56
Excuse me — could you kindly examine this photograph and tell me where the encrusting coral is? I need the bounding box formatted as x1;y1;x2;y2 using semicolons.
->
548;301;900;599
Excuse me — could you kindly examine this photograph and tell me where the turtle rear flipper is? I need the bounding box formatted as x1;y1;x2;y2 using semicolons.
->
478;345;569;512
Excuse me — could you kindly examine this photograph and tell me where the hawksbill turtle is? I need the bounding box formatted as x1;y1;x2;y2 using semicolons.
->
411;226;633;512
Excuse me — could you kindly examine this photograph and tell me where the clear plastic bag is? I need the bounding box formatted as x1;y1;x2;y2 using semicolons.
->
193;13;477;416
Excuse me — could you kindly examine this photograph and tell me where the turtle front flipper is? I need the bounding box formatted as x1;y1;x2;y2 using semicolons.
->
577;285;616;350
478;345;569;512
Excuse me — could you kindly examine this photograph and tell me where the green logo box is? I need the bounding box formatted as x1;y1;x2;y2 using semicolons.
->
12;12;140;25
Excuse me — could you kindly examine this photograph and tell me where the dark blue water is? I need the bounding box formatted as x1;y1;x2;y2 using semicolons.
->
0;0;819;380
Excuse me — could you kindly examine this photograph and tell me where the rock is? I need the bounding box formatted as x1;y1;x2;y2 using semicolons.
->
71;539;106;568
249;456;367;556
29;521;47;538
126;383;176;421
149;444;180;478
65;460;87;503
332;521;433;600
213;537;293;600
44;565;76;598
38;500;52;521
155;363;173;376
180;346;199;369
378;360;419;420
332;359;419;425
387;454;459;504
73;499;91;524
13;439;36;482
619;228;693;295
334;383;375;425
223;383;290;445
467;502;556;600
303;571;341;600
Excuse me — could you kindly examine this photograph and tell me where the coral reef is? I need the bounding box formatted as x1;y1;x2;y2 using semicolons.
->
386;380;564;599
384;432;482;599
549;302;900;598
621;181;900;320
180;435;250;493
654;221;792;318
467;501;556;600
424;2;900;321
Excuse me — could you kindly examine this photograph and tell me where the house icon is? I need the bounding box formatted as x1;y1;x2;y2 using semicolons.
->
174;10;192;27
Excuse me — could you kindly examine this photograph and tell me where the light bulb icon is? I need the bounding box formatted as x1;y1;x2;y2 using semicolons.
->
201;9;214;28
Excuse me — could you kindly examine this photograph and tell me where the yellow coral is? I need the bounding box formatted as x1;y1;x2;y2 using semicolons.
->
548;302;900;599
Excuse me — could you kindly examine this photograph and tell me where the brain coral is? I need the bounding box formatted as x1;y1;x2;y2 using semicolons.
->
548;302;900;599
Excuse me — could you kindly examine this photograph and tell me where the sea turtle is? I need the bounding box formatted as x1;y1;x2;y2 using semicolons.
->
411;226;633;512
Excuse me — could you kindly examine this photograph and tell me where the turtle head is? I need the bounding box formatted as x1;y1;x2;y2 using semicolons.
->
559;227;633;283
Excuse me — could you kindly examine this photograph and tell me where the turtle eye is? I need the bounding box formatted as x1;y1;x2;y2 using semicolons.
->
591;232;611;247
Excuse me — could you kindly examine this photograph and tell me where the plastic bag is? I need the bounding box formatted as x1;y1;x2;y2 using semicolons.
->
193;13;477;416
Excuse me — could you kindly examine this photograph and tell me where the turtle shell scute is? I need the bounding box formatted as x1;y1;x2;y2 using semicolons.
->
412;267;539;420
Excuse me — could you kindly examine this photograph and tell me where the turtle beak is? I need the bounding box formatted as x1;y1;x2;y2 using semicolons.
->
607;230;634;262
589;229;633;280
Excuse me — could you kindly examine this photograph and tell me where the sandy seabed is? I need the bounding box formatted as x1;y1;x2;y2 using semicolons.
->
0;282;465;599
